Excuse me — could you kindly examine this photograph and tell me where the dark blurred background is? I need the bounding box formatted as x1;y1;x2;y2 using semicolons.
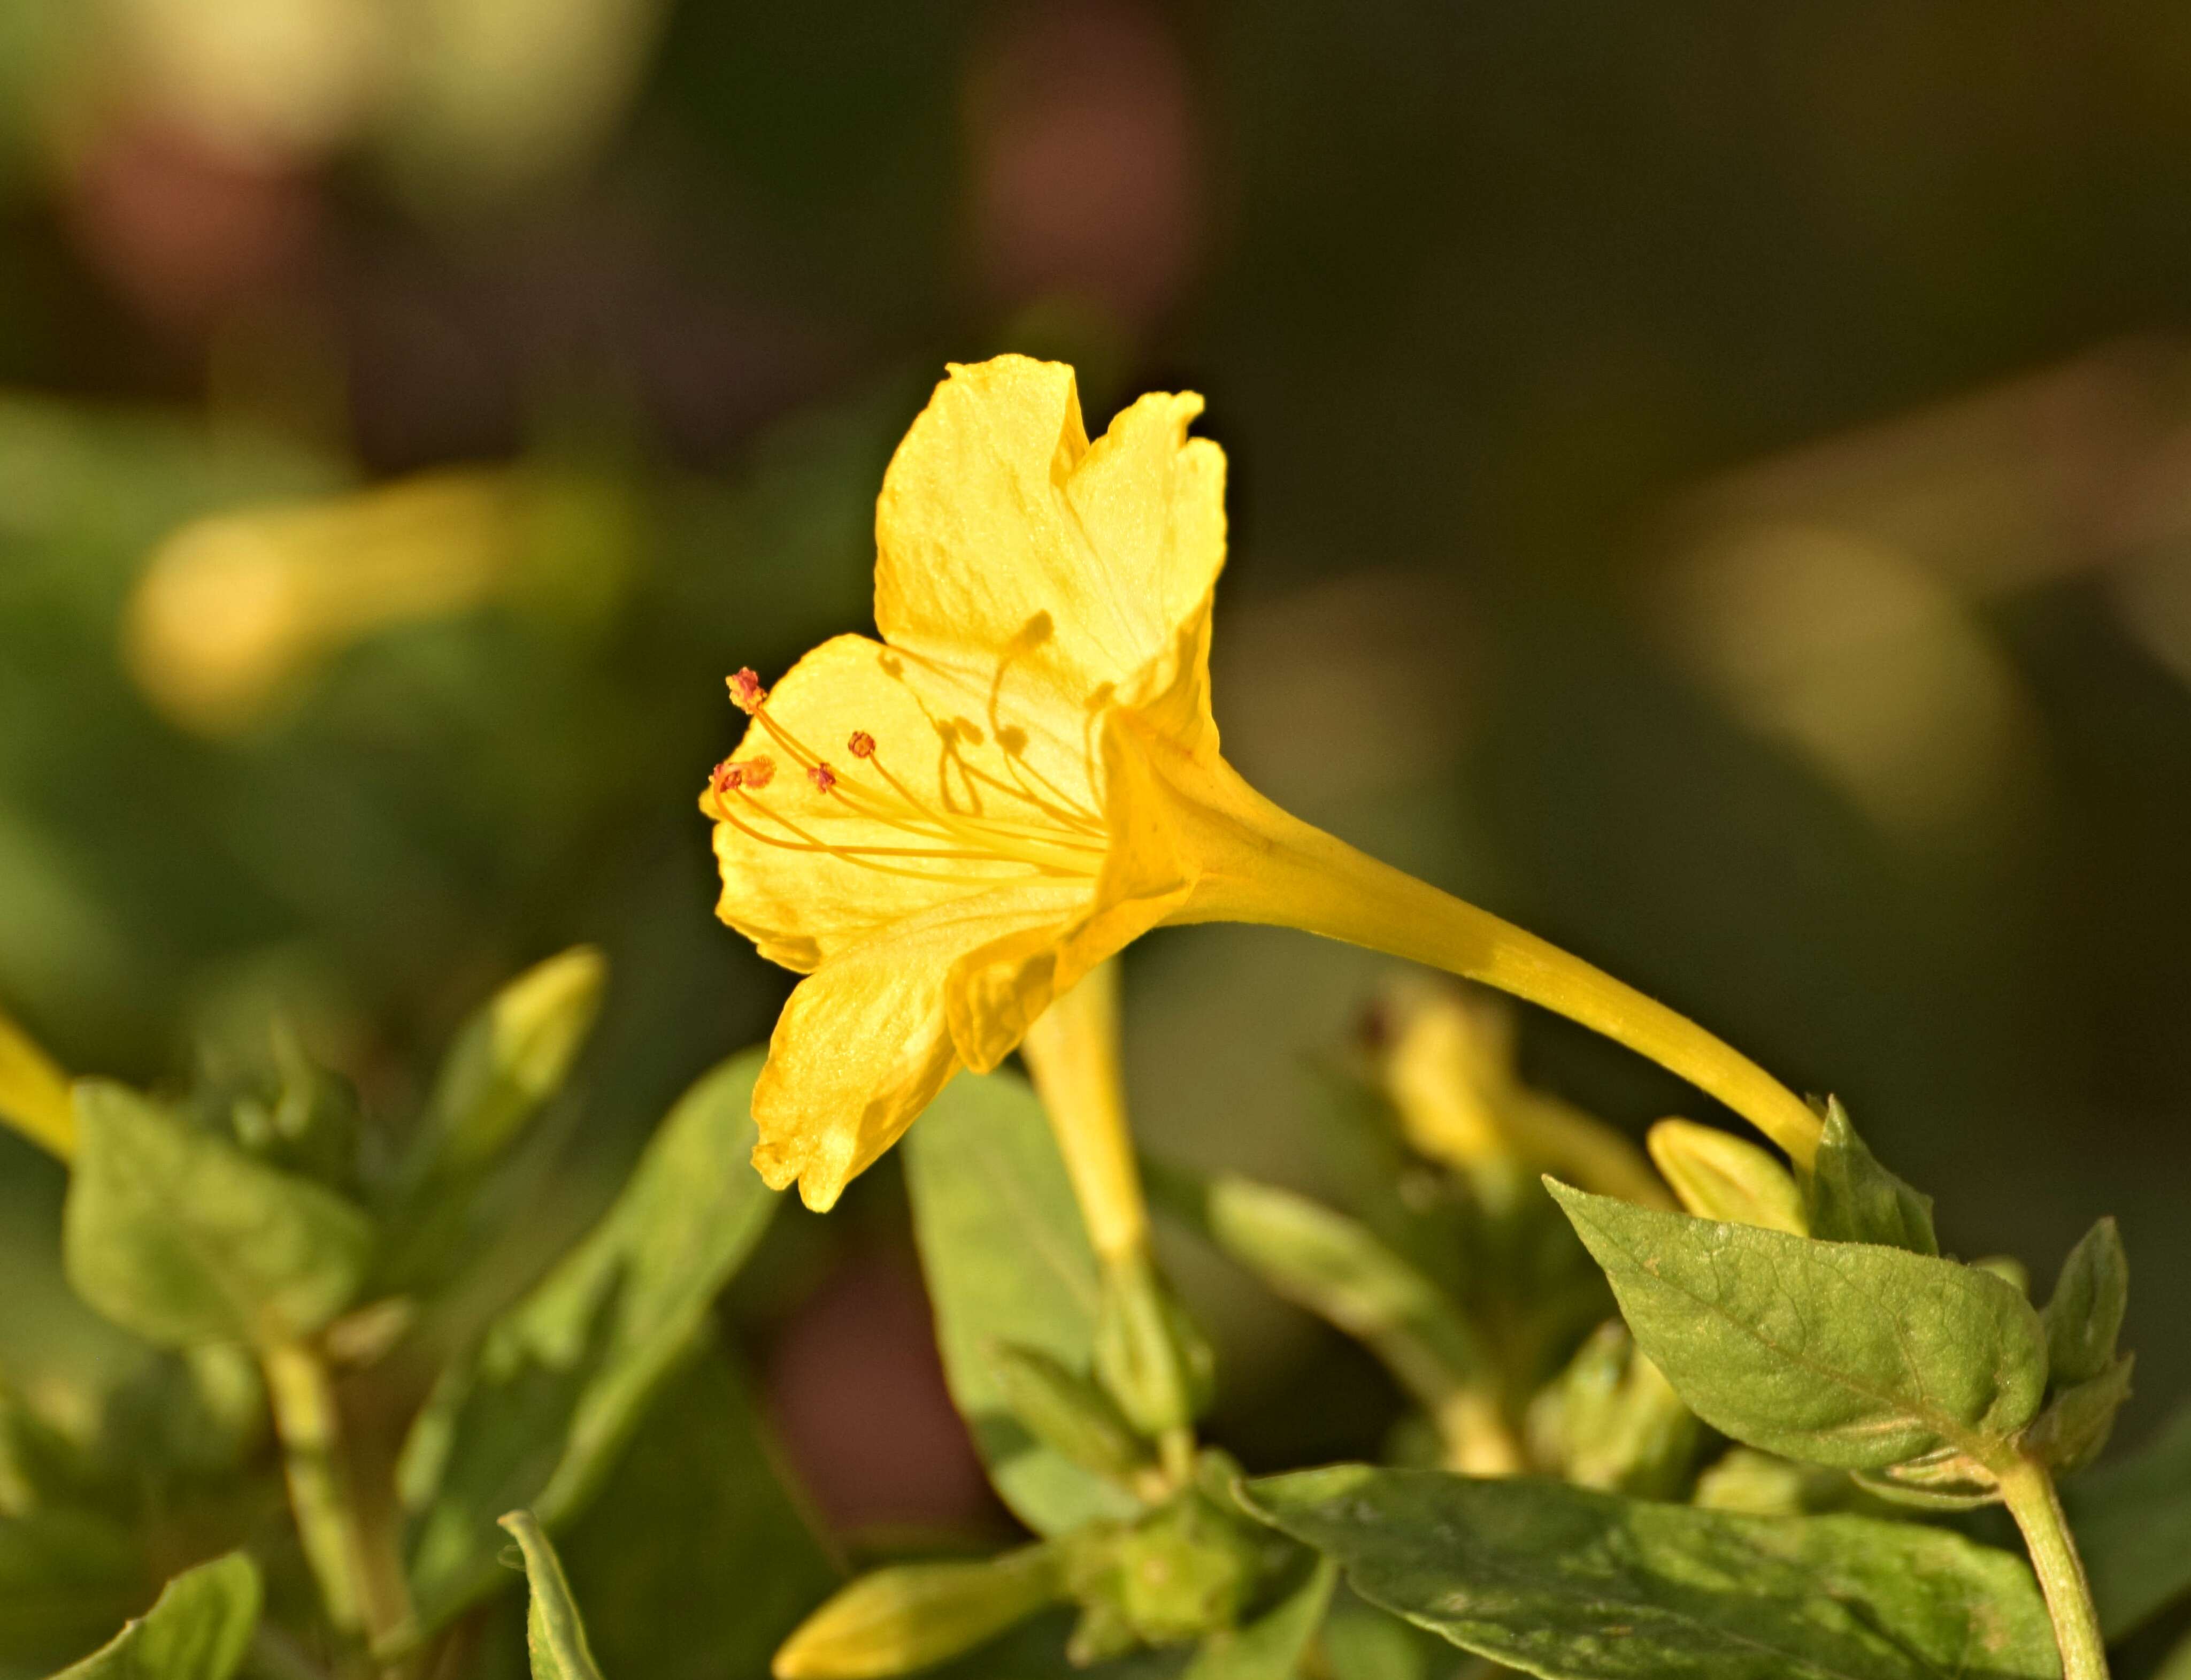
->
5;0;2191;1536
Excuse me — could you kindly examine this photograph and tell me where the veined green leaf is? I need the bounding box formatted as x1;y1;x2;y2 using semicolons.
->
64;1082;373;1348
1548;1183;2046;1470
2062;1400;2191;1638
400;1050;780;1629
50;1552;260;1680
1244;1465;2058;1680
1798;1101;1936;1256
904;1070;1142;1536
499;1513;604;1680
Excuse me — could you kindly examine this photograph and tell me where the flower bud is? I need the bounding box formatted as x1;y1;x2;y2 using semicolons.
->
772;1546;1064;1678
1646;1119;1805;1234
1526;1322;1699;1498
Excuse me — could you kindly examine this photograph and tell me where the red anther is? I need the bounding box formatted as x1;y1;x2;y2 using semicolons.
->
727;668;767;714
809;762;839;794
710;758;742;794
848;730;876;758
740;755;776;789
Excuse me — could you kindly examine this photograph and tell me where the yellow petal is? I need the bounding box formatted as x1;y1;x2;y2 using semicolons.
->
751;881;1083;1210
0;1008;73;1158
709;634;1103;970
874;357;1226;713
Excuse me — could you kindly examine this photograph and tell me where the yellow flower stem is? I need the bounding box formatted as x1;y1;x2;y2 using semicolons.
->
1018;961;1148;1267
1019;962;1198;1478
0;1008;75;1159
1179;765;1823;1167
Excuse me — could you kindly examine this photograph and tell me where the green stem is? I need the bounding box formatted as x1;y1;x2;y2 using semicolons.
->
261;1343;412;1659
1997;1454;2110;1680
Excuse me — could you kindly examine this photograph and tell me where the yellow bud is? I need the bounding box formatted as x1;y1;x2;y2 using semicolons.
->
125;471;519;734
1377;979;1669;1208
772;1547;1064;1679
1646;1119;1806;1235
0;1006;74;1159
1378;980;1511;1170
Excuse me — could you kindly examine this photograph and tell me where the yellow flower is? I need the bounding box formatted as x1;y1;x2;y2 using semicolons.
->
706;356;1817;1210
0;1004;74;1159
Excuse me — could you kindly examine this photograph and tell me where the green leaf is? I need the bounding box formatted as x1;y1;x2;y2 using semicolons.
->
2061;1400;2191;1638
378;948;605;1292
2039;1219;2126;1390
553;1342;837;1680
1180;1560;1336;1680
50;1552;260;1680
1524;1323;1698;1499
401;1050;781;1629
904;1070;1141;1536
499;1513;605;1680
1319;1588;1467;1680
1798;1100;1937;1256
0;1510;144;1673
1244;1465;2058;1680
2025;1355;2133;1475
1149;1165;1492;1433
1548;1182;2047;1470
64;1082;373;1348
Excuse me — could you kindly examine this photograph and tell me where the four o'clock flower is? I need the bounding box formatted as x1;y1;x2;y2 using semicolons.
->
703;355;1819;1211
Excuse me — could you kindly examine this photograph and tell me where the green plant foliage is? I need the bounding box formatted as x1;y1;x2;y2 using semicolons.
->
0;1509;144;1675
989;1344;1157;1489
553;1344;837;1680
378;947;606;1293
2061;1401;2191;1639
399;1048;780;1628
1547;1182;2048;1470
1177;1560;1335;1680
1150;1165;1492;1431
501;1513;606;1680
1245;1465;2059;1680
2040;1220;2127;1391
1798;1100;1938;1256
63;1082;374;1349
49;1552;259;1680
903;1069;1142;1536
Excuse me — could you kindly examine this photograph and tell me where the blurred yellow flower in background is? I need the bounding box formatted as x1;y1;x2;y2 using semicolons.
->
0;1004;73;1158
706;356;1819;1211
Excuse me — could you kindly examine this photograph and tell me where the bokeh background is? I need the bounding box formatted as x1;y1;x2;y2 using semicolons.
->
6;0;2191;1553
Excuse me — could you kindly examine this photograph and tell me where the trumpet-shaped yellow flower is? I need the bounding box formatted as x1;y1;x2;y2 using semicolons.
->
706;356;1818;1209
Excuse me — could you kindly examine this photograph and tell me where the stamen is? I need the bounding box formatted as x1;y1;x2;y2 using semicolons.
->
741;755;776;789
809;762;839;794
728;668;768;714
848;731;876;758
710;758;742;794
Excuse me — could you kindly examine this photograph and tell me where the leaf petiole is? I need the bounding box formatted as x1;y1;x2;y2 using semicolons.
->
1997;1453;2111;1680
